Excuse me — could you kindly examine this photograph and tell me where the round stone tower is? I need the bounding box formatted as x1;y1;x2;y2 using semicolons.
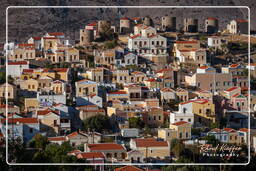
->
162;16;176;31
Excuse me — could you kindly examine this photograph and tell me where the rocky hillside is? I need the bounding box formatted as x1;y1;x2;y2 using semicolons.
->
0;0;255;42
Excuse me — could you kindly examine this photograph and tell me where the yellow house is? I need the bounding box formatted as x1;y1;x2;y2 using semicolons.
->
106;91;129;101
36;109;60;136
42;68;70;82
194;90;213;101
175;88;189;102
0;83;17;100
20;79;39;92
75;79;98;97
180;99;215;125
42;37;58;50
158;128;178;142
143;107;164;127
8;44;36;61
24;98;39;111
169;121;192;139
51;80;65;94
130;138;170;159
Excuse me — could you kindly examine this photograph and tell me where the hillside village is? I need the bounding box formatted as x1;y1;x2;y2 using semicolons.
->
0;15;255;170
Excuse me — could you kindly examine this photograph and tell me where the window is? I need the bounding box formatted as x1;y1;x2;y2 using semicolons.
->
159;116;161;120
188;118;191;122
199;109;202;114
186;132;188;138
179;132;182;138
114;153;117;158
153;116;156;120
29;128;33;133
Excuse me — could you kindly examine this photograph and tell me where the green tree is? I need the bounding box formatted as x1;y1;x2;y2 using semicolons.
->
128;117;145;129
104;40;118;49
0;72;6;83
202;135;219;146
83;115;112;133
33;134;49;150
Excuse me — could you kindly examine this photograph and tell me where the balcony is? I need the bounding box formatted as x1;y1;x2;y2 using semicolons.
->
60;122;70;128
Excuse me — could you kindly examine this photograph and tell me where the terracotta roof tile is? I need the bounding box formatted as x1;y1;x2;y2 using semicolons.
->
172;121;189;126
115;166;144;171
133;138;168;148
88;143;125;151
48;136;66;141
77;152;105;159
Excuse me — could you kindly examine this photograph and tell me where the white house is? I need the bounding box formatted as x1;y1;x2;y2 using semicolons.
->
169;102;194;125
8;61;29;78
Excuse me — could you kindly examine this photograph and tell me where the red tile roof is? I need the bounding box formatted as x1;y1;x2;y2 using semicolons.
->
66;131;80;138
23;69;34;73
226;86;239;92
237;19;248;23
48;136;66;141
1;118;38;124
43;37;58;39
230;64;239;68
37;109;58;116
108;91;127;95
145;78;157;82
223;128;236;133
33;37;41;40
172;121;189;126
207;17;217;20
175;40;198;44
87;22;97;26
133;138;168;148
115;166;144;171
88;143;125;151
77;152;105;159
130;34;140;39
156;68;172;73
239;128;248;132
198;66;208;69
180;99;209;105
8;61;28;65
48;32;65;36
120;17;130;20
18;43;35;47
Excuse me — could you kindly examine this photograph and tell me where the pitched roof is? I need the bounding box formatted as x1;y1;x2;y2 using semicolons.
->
130;34;141;39
180;99;209;105
77;152;105;159
237;19;248;23
48;136;66;141
66;131;87;139
207;17;217;20
223;128;236;133
172;121;189;126
33;37;41;40
88;143;125;151
239;128;248;132
37;109;59;116
160;87;175;92
156;68;172;73
108;91;127;95
133;138;168;148
1;118;38;124
226;86;239;92
8;61;28;65
48;32;65;36
115;166;144;171
120;17;130;20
